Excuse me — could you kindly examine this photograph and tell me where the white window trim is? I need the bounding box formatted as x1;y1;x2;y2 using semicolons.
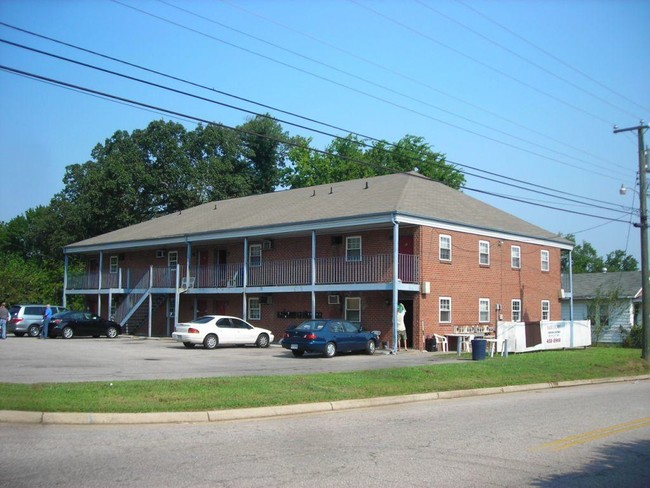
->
109;255;118;274
541;250;550;272
249;244;262;267
439;234;452;262
479;298;490;323
479;240;490;266
168;251;178;269
248;297;261;320
439;297;451;323
511;246;521;269
346;236;362;262
541;300;550;321
511;299;521;322
345;297;361;323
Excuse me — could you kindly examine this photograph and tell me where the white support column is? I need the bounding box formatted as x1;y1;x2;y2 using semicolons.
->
173;263;180;337
98;251;103;316
392;218;399;353
243;238;248;320
185;240;191;286
311;231;316;319
63;253;68;308
569;250;574;348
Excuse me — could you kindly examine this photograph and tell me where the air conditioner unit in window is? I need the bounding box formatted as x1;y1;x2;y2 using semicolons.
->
328;294;340;305
262;239;273;250
259;296;273;305
156;250;166;258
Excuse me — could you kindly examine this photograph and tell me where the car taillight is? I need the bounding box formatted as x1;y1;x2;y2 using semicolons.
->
188;327;200;334
304;333;317;340
51;319;62;325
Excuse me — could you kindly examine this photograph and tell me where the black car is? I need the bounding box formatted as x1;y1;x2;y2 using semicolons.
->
49;311;122;339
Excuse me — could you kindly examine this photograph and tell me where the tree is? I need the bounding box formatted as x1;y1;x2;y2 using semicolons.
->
561;234;638;273
282;134;464;190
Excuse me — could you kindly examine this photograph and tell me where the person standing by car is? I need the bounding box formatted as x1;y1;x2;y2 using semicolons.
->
41;304;52;339
0;302;8;340
397;302;407;352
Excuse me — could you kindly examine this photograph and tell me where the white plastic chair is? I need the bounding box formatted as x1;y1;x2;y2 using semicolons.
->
433;334;448;352
461;334;474;352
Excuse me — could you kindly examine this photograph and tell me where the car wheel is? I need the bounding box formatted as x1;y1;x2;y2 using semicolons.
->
183;342;196;349
62;326;74;339
203;334;218;349
324;342;336;358
366;339;376;355
28;325;40;337
106;326;118;338
256;333;270;348
291;350;304;357
14;332;25;337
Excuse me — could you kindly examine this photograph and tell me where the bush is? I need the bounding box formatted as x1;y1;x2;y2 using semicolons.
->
621;324;643;348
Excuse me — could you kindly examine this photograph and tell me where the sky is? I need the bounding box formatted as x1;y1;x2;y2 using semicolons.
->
0;0;649;262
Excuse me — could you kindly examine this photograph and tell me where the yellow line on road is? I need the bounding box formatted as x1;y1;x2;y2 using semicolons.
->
534;417;650;451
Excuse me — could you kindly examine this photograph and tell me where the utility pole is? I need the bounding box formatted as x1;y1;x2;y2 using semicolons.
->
614;121;649;361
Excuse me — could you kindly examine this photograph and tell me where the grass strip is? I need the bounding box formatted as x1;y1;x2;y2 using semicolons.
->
1;347;647;413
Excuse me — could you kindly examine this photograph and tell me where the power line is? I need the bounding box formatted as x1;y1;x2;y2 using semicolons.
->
455;0;650;115
217;0;624;169
416;0;643;120
0;63;634;225
106;1;630;180
349;0;617;126
0;36;631;214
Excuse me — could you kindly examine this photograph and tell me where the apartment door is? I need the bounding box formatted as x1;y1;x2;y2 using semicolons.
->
215;250;228;287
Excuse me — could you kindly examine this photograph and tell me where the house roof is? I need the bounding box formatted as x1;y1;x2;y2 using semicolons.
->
65;172;573;253
568;271;642;300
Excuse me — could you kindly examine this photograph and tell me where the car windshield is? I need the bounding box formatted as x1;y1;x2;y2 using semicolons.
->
295;320;327;331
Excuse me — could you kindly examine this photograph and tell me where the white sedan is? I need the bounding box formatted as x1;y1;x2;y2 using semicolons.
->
172;315;274;349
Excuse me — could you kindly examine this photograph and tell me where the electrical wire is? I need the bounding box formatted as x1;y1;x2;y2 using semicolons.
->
0;63;636;227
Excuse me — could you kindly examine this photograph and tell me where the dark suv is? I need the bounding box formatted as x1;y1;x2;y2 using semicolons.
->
7;304;69;337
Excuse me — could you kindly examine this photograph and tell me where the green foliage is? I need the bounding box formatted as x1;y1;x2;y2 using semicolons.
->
561;234;638;273
282;134;464;190
621;324;643;348
587;286;627;343
0;348;646;413
0;252;63;305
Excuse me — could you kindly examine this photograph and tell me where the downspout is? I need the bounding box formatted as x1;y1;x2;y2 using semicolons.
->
185;239;191;286
63;252;68;308
311;231;316;319
392;217;399;354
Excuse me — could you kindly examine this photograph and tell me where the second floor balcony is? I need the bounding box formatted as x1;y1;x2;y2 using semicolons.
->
66;253;420;291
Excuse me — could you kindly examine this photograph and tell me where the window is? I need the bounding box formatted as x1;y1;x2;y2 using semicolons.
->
346;236;362;262
168;251;178;269
479;298;490;323
345;297;361;323
511;246;521;269
479;241;490;266
248;298;261;320
439;297;451;323
439;235;451;261
511;299;521;322
541;300;550;321
109;255;118;274
249;244;262;267
541;250;550;272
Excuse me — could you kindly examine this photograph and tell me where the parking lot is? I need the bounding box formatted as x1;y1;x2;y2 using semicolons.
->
0;336;456;384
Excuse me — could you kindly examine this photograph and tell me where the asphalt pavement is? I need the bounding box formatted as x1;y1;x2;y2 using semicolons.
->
1;335;647;425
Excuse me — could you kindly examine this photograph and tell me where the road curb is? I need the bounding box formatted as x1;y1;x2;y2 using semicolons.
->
2;375;648;425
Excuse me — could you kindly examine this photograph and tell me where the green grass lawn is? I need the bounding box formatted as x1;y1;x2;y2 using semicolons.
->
1;347;648;413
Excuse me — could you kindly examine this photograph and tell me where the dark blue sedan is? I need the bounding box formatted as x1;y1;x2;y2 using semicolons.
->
281;319;380;358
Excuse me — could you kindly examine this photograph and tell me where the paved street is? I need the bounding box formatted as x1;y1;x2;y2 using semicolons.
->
1;381;648;487
0;335;457;383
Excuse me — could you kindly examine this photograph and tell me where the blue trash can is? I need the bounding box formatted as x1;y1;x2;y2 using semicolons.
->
471;339;487;360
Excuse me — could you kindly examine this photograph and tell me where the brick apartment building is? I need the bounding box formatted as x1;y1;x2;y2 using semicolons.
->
63;172;573;350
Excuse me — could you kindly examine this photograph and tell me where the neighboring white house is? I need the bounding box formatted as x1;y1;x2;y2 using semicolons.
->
561;271;641;343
